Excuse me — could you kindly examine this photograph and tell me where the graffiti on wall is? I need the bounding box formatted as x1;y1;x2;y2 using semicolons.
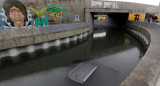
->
128;13;146;21
29;7;49;27
47;4;70;21
157;14;160;21
74;15;80;22
61;5;70;20
0;21;3;30
0;0;32;29
103;2;118;9
91;0;103;8
47;4;62;21
34;16;49;27
0;0;82;29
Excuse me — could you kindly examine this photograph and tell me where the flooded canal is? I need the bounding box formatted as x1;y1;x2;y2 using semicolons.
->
0;29;143;86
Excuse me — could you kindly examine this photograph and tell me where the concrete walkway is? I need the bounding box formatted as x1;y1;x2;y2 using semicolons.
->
130;22;160;35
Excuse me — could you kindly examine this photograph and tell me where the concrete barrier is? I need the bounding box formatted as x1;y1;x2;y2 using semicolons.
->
121;23;160;86
0;26;91;50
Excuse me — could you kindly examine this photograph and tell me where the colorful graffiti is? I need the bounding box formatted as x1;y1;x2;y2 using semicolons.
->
34;16;49;27
47;4;62;21
47;4;70;21
74;15;80;22
0;0;82;29
62;5;70;19
157;14;160;21
29;7;48;27
0;0;32;29
0;21;3;30
128;13;146;21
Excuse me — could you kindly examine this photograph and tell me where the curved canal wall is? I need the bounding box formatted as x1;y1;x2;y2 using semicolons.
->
121;21;160;86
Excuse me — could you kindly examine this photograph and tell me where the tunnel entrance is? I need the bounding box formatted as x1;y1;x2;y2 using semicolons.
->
90;12;129;31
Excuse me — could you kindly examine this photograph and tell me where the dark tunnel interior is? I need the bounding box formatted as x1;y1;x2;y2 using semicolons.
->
92;12;129;30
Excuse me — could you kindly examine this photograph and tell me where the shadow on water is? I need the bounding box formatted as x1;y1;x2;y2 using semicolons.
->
0;29;144;86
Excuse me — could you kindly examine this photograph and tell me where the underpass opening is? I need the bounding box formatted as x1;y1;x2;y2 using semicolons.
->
92;12;129;30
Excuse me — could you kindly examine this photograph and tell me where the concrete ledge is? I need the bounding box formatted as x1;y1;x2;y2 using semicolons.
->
0;27;91;50
14;36;34;46
20;28;33;37
0;30;13;39
33;34;49;44
121;24;160;86
0;39;17;50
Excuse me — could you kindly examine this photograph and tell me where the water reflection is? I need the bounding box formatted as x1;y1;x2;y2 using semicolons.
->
124;38;130;45
93;32;106;38
0;30;143;86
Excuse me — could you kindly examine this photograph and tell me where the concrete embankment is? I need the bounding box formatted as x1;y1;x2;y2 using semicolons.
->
0;24;91;50
121;22;160;86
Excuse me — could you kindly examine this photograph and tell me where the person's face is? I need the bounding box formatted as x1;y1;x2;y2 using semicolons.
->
9;6;24;26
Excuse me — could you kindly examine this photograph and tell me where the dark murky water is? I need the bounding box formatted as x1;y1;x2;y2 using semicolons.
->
0;29;143;86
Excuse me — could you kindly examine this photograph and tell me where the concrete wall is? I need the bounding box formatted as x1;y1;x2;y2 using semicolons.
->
121;22;160;86
0;26;91;50
87;1;158;13
0;0;92;50
0;0;86;29
0;0;157;29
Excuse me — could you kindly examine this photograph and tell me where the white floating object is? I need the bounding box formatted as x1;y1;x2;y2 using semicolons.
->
68;62;97;83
